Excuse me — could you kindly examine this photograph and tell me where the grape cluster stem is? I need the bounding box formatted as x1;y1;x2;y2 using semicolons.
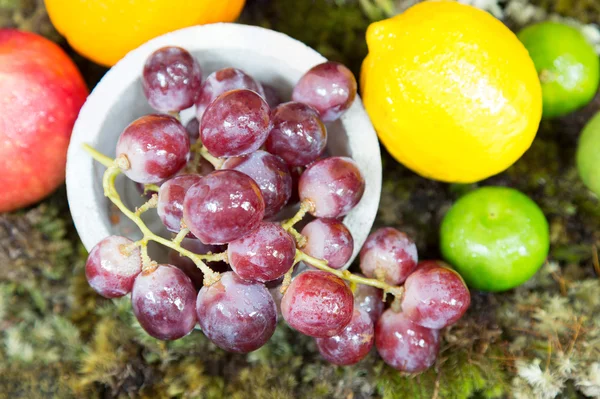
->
83;143;405;299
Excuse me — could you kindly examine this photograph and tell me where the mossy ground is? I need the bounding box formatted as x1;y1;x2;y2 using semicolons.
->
1;0;599;398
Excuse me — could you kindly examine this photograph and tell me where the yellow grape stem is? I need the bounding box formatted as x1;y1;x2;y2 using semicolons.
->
84;144;221;286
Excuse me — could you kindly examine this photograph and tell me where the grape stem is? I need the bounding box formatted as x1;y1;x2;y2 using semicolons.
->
84;144;221;286
190;143;224;170
144;184;160;193
282;200;314;231
295;250;404;299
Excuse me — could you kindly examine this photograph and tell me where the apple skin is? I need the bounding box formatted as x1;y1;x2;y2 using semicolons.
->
0;29;88;212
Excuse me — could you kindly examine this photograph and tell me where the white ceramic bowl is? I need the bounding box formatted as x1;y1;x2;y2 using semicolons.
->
66;23;381;268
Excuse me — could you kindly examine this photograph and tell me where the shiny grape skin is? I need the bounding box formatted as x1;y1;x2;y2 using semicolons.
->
316;307;374;366
183;170;265;244
353;277;385;323
200;89;271;157
142;46;202;112
301;218;353;269
157;174;203;233
131;265;197;341
359;228;418;285
228;222;296;283
298;156;365;218
196;271;277;353
281;270;354;338
185;118;200;143
222;150;292;218
266;102;327;166
167;238;227;290
375;310;440;373
115;114;190;184
402;261;471;329
85;236;142;298
262;84;282;108
195;67;264;120
292;61;357;122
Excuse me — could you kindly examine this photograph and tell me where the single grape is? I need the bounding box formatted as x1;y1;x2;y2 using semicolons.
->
116;114;190;184
316;307;374;366
222;150;292;218
299;157;365;218
228;222;296;283
200;89;271;157
196;271;277;353
185;118;200;143
85;236;142;298
157;174;203;234
131;264;197;340
375;310;440;373
292;61;357;122
183;170;265;244
195;67;264;120
266;102;327;166
359;227;418;285
281;270;354;338
167;238;227;290
353;277;385;323
301;218;353;269
402;261;471;329
142;46;202;112
262;84;281;108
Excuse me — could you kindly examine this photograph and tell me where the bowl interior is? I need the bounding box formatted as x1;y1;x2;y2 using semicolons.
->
67;23;381;267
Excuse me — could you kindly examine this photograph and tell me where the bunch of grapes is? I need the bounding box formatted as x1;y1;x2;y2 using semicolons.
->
84;45;471;373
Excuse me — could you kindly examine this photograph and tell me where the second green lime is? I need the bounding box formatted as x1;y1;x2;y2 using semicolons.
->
517;21;599;119
440;186;549;292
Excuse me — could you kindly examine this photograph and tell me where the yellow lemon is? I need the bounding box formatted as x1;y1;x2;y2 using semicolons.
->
45;0;246;67
361;1;542;183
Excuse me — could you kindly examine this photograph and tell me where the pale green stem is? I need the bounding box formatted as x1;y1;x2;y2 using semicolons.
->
85;145;221;286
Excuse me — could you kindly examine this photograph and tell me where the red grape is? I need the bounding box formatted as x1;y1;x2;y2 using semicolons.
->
301;218;353;269
375;310;440;373
142;46;202;112
266;102;327;166
183;170;265;244
228;222;296;283
185;118;200;143
85;236;142;298
292;61;357;122
281;270;353;338
157;174;203;234
195;67;264;120
167;238;227;290
222;150;292;218
116;114;190;184
299;157;365;218
354;278;385;323
402;261;471;329
196;271;277;353
316;307;374;366
131;264;197;340
200;89;271;157
360;228;418;285
262;84;281;108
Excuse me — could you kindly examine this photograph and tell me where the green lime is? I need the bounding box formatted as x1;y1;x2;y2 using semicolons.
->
440;186;549;292
517;21;599;119
577;111;600;196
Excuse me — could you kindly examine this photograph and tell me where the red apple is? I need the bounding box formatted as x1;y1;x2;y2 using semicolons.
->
0;29;88;212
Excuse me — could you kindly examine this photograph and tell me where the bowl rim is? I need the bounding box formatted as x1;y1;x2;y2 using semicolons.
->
66;22;382;267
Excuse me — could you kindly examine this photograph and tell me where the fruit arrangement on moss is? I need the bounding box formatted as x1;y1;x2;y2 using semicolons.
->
1;0;600;398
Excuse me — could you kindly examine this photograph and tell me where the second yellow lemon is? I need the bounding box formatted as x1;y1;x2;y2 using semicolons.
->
361;1;542;183
45;0;245;67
